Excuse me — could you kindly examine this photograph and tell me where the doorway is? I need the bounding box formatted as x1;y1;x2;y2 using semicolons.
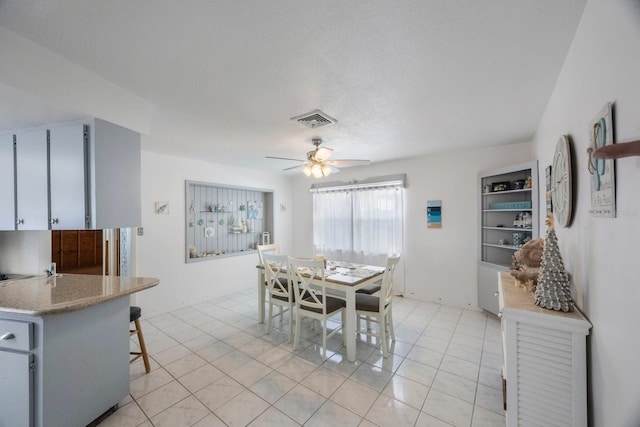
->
51;230;104;275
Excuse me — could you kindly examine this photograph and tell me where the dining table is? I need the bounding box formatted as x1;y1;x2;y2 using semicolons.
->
257;259;385;362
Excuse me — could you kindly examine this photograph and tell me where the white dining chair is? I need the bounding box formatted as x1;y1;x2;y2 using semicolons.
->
355;254;401;357
288;256;346;359
261;252;295;340
257;243;281;264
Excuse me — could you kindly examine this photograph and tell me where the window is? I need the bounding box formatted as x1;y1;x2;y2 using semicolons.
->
312;176;405;290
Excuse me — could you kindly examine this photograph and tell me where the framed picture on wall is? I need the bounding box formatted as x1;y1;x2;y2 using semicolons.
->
587;102;616;217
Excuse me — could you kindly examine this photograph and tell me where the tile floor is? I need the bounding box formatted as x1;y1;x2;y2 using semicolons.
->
101;288;506;426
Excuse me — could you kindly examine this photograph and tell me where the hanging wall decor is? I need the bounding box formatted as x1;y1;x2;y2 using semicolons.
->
587;102;616;217
427;200;442;228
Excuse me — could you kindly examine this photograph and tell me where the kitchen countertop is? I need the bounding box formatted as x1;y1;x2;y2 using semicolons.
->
0;274;159;316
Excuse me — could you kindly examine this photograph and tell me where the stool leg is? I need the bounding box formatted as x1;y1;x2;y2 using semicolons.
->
135;319;151;373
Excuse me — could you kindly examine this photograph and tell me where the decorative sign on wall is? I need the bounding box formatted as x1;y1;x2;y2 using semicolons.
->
587;102;616;217
155;201;169;214
427;200;442;228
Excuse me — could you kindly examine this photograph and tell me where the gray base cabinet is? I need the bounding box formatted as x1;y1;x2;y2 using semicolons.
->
0;349;34;426
0;297;129;427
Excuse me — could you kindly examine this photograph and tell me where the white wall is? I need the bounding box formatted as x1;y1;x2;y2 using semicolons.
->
0;230;50;275
134;149;293;315
291;142;533;309
533;1;640;425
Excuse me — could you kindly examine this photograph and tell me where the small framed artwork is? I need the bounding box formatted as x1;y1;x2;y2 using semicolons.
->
247;201;263;220
588;102;616;217
155;201;170;215
427;200;442;229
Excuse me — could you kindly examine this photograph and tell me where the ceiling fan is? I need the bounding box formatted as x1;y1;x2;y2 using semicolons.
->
266;138;370;178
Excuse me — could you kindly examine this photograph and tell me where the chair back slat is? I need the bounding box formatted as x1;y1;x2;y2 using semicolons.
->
288;257;326;314
262;253;291;300
257;243;280;264
380;254;401;309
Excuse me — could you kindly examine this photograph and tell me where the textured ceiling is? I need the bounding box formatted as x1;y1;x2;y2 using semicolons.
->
0;0;587;173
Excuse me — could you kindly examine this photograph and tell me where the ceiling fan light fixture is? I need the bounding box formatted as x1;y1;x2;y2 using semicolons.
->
321;164;332;176
311;163;323;178
303;165;312;177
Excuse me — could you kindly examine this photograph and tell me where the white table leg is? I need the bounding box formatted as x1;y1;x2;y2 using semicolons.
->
257;269;265;323
345;288;356;362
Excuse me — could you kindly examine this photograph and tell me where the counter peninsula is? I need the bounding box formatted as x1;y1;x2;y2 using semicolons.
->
0;274;159;427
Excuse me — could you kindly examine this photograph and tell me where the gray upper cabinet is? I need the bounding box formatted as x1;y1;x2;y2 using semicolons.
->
88;118;141;229
15;129;49;231
0;134;15;230
49;124;88;230
3;118;141;231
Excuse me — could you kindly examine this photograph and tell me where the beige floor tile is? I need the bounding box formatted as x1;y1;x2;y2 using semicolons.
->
422;389;473;427
194;375;245;411
177;363;225;393
150;395;211;427
228;359;272;387
301;366;346;397
382;374;430;410
275;355;318;382
273;384;326;424
214;389;270;426
164;353;208;378
249;370;298;404
330;378;379;417
98;401;147;427
365;394;421;427
305;400;362;427
247;406;300;426
136;380;191;418
129;368;174;399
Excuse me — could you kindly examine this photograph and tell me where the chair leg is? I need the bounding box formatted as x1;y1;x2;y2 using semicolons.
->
342;309;347;347
321;318;327;360
267;301;274;334
379;313;388;358
387;308;396;342
293;311;301;351
134;319;151;373
288;302;294;343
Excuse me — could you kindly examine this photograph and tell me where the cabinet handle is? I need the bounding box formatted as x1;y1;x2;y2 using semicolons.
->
497;312;503;318
50;218;59;225
16;219;24;225
494;292;499;297
0;332;16;340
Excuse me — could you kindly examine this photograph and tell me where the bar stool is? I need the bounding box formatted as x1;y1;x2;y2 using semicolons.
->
130;306;151;373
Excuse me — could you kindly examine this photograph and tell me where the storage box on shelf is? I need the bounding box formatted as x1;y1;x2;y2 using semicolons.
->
185;181;274;262
478;161;538;315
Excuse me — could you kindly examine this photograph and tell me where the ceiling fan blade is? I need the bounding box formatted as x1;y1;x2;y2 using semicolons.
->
326;159;371;167
313;147;333;162
282;163;308;171
265;156;306;162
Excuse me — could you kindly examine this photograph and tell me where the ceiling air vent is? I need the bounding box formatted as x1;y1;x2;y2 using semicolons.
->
290;109;337;129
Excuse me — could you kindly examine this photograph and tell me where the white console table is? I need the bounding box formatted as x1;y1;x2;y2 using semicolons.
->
498;272;591;426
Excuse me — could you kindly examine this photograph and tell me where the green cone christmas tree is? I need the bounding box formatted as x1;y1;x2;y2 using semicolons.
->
535;217;574;312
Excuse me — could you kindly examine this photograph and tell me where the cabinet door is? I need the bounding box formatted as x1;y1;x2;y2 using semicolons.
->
49;124;88;229
0;350;33;427
15;129;49;230
0;134;15;230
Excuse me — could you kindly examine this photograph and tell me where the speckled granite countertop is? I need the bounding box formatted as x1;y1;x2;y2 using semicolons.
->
0;274;159;316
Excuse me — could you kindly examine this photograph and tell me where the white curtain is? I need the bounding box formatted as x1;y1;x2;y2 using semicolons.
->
313;184;404;288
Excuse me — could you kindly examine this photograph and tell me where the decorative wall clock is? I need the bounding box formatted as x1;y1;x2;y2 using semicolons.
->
551;135;572;227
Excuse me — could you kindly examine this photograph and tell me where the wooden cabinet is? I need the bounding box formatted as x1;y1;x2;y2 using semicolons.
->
478;161;538;315
0;134;15;230
15;129;49;230
498;272;591;426
1;118;141;231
